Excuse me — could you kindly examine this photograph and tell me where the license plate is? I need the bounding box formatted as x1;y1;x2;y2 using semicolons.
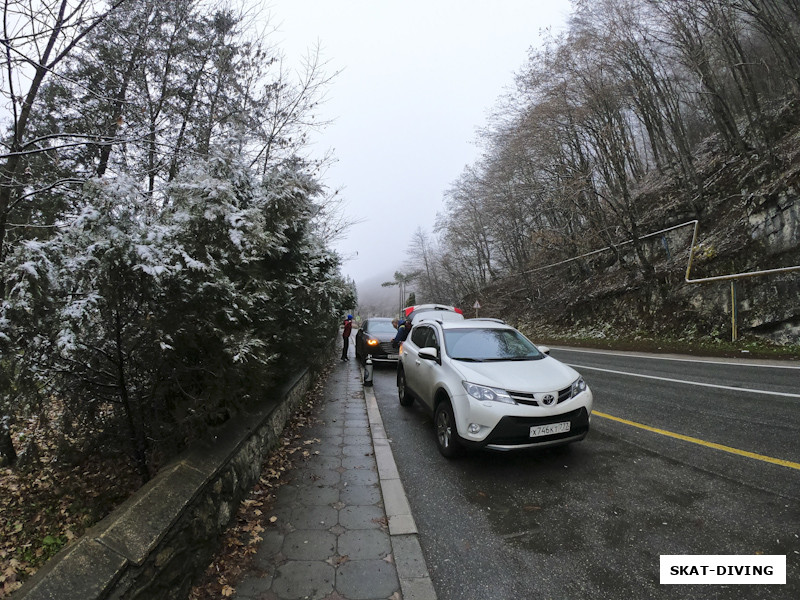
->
530;421;570;437
388;354;399;360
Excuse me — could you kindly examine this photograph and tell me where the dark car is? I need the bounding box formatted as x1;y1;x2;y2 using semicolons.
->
355;317;400;363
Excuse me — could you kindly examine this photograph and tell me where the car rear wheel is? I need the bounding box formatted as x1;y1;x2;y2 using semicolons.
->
435;399;462;458
397;367;414;407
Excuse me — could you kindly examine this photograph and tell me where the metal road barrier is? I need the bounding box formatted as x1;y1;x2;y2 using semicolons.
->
501;220;800;341
683;219;800;341
683;219;800;282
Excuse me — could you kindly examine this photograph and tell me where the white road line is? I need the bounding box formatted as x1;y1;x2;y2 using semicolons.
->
569;363;800;399
553;346;800;369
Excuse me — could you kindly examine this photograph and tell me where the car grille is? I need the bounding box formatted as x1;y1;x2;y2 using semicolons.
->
508;391;537;405
365;341;397;359
485;407;590;446
558;386;572;403
508;385;572;406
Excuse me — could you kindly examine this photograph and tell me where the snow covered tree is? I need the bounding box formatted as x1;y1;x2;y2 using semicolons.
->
0;0;346;471
1;175;171;479
0;0;128;262
1;140;349;479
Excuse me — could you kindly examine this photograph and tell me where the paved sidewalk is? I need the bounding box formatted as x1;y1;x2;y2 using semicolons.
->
232;356;437;600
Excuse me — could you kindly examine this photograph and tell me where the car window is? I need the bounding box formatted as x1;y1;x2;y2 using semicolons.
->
421;327;438;350
410;325;429;347
366;320;396;334
443;328;543;361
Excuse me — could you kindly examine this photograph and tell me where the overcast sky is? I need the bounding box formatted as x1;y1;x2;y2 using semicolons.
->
266;0;573;284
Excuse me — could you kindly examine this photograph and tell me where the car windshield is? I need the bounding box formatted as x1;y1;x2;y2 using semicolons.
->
444;328;543;361
367;320;396;334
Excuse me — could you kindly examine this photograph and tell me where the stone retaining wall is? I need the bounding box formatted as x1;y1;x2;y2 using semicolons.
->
13;367;316;600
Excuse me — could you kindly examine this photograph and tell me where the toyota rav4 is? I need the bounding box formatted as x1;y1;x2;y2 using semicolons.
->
397;318;593;457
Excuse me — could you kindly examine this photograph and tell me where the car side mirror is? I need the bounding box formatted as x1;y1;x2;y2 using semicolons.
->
419;347;438;361
538;345;551;355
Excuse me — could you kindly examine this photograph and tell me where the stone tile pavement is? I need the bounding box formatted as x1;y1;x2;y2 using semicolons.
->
232;354;437;600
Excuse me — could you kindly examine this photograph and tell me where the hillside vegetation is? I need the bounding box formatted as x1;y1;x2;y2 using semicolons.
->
401;0;800;351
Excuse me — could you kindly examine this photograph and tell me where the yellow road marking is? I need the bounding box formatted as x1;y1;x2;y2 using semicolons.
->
593;410;800;471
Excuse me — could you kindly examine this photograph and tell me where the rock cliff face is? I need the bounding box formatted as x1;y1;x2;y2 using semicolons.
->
750;188;800;255
489;123;800;347
738;188;800;343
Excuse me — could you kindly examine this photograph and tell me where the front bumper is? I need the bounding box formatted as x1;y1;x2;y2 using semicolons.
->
454;389;593;450
480;407;590;449
365;341;400;362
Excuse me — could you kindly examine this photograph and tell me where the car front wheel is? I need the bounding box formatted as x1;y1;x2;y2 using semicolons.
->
435;399;462;458
397;367;414;407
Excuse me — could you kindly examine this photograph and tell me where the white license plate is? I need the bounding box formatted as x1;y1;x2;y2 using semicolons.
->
388;354;399;360
530;421;570;437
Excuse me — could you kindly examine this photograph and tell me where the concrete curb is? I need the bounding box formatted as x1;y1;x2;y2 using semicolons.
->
363;384;438;600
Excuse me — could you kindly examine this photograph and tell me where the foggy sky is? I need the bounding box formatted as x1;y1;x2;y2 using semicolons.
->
267;0;573;285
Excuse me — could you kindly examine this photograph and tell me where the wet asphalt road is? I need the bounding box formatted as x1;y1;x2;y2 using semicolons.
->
368;349;800;600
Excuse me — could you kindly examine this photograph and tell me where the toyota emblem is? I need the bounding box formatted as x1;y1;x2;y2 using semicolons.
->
542;394;555;406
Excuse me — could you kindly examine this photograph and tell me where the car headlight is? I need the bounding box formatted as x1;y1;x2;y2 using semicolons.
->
571;377;587;398
366;338;379;346
462;381;515;404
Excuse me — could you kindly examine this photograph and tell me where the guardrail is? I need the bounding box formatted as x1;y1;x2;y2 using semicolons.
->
502;220;800;341
683;219;800;341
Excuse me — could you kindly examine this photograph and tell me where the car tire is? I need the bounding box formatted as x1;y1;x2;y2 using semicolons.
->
434;399;463;458
397;367;414;407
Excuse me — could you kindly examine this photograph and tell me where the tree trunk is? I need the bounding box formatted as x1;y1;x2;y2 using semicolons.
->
0;415;16;466
97;44;144;176
115;310;150;483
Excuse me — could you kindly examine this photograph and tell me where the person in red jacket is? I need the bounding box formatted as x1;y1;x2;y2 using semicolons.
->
341;314;353;361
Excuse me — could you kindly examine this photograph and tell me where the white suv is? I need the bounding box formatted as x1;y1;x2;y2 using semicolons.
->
404;304;464;324
397;318;593;457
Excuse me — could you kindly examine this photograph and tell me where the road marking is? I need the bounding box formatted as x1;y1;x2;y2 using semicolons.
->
569;363;800;398
594;411;800;471
554;346;800;369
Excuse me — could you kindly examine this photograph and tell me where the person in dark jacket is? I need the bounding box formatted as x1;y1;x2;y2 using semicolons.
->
391;318;411;349
342;314;353;360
